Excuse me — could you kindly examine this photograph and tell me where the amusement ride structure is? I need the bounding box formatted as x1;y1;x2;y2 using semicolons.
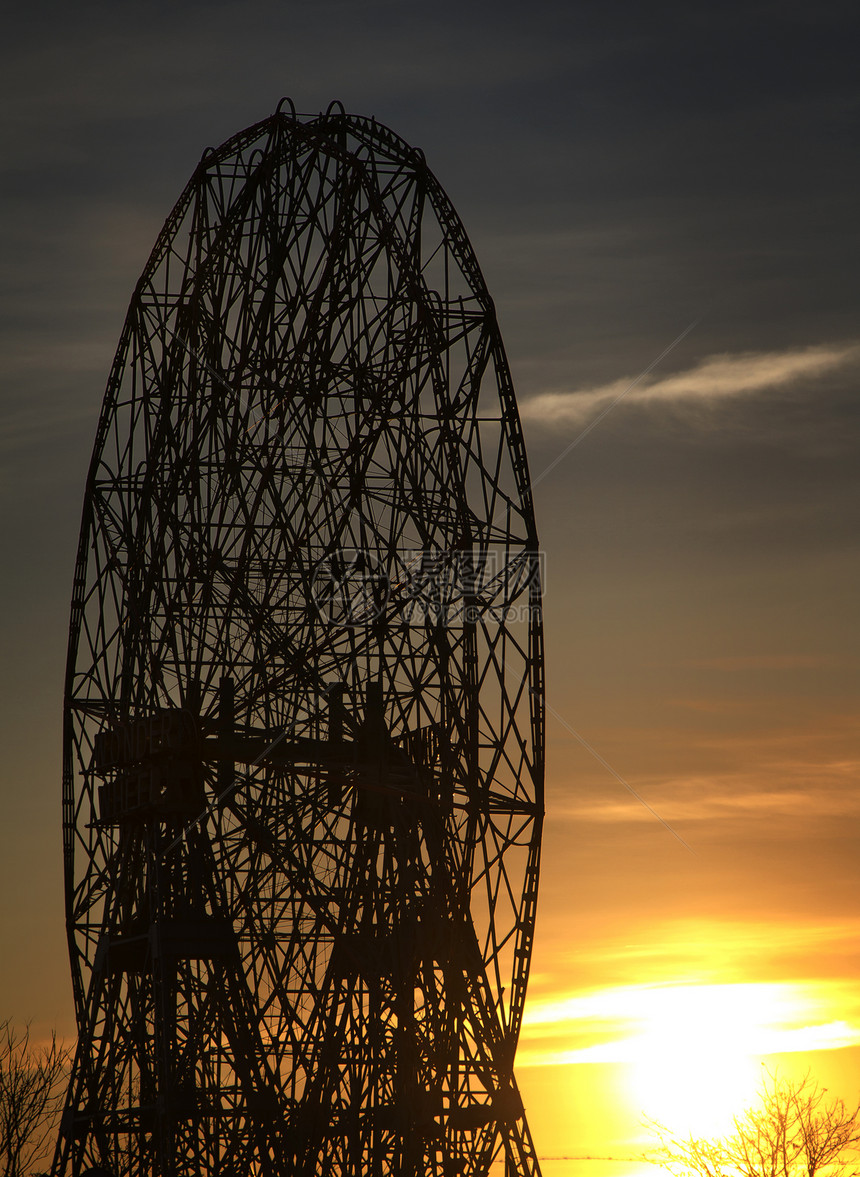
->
55;101;545;1177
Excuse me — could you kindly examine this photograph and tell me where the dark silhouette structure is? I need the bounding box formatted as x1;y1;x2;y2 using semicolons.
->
55;102;544;1176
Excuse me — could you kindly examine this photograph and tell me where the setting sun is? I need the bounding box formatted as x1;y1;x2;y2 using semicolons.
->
626;985;769;1137
519;978;860;1148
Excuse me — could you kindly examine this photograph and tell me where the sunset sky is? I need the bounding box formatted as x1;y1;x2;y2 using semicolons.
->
1;1;858;1168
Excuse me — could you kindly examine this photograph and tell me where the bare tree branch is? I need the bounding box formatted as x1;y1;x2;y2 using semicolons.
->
648;1072;860;1177
0;1020;72;1177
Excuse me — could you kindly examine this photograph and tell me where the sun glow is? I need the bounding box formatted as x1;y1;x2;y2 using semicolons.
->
520;980;860;1142
627;985;772;1138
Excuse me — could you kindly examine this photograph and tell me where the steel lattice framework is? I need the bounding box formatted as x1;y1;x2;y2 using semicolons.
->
55;101;545;1177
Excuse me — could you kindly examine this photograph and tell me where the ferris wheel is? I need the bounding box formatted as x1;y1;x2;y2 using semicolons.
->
55;101;545;1177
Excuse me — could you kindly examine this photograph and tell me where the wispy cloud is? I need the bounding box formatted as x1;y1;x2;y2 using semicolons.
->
565;786;860;827
521;342;860;427
528;917;860;1010
518;979;860;1068
568;918;860;978
547;709;860;828
554;764;860;826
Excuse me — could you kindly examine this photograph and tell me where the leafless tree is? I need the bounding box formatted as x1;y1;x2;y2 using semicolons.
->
0;1020;71;1177
650;1071;860;1177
